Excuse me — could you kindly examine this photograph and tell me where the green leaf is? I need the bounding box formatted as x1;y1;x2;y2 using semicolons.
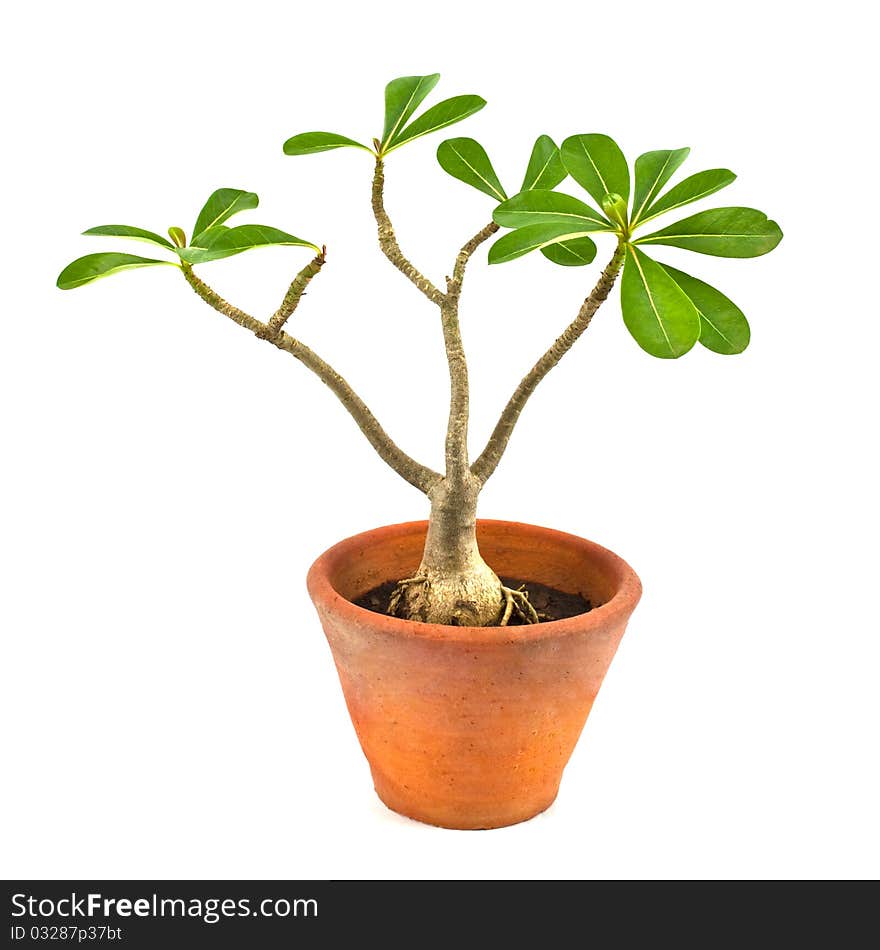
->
167;226;187;248
660;264;750;354
620;245;700;358
637;169;736;224
493;190;610;230
630;148;690;225
282;132;371;156
82;225;174;250
540;237;598;266
561;134;630;207
386;95;486;152
635;207;783;258
521;135;567;192
190;224;228;243
192;189;259;243
381;74;440;146
488;223;597;265
436;137;507;201
178;225;319;263
57;253;176;290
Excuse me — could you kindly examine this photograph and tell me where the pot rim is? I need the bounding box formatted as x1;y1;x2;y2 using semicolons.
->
306;519;642;645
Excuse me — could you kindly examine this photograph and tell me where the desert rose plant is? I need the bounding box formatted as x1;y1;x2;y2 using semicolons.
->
58;73;782;628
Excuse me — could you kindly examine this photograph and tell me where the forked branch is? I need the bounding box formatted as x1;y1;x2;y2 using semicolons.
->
371;157;499;487
180;261;441;494
449;221;499;296
371;159;445;305
440;221;499;484
266;248;326;336
471;242;627;484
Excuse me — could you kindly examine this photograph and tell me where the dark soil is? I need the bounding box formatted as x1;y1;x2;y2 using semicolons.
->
354;576;592;625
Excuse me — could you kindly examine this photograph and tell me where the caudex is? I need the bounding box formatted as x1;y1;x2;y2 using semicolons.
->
58;73;782;627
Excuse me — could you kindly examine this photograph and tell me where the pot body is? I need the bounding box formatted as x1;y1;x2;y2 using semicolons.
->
307;520;641;830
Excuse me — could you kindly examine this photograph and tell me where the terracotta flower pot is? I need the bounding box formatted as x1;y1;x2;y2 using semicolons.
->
307;519;642;830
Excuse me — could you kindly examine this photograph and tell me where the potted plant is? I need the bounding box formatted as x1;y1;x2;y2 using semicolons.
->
57;73;782;830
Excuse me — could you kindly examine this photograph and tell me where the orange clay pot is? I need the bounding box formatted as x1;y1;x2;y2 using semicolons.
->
307;519;642;830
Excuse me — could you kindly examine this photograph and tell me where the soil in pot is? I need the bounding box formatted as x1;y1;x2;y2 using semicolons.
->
355;577;593;625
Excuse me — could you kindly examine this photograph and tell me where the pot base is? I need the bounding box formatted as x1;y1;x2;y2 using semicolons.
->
373;771;559;830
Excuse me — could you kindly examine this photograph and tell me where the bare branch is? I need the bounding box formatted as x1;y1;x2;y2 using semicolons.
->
371;159;445;305
432;222;500;486
471;241;627;485
180;263;441;494
448;221;499;296
266;249;325;336
440;298;471;484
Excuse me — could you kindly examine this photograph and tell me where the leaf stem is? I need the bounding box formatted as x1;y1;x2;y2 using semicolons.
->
266;249;326;336
371;158;445;305
449;221;499;297
471;240;627;484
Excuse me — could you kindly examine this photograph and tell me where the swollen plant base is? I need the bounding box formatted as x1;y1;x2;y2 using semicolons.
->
356;577;592;625
307;519;641;830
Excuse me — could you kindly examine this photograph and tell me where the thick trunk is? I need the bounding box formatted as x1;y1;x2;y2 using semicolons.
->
390;228;506;626
395;475;504;626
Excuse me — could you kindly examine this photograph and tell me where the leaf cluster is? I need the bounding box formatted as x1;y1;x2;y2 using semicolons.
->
283;73;486;159
438;133;782;357
59;72;782;362
57;189;319;289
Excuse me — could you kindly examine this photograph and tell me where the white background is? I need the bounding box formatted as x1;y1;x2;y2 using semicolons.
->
2;0;877;880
